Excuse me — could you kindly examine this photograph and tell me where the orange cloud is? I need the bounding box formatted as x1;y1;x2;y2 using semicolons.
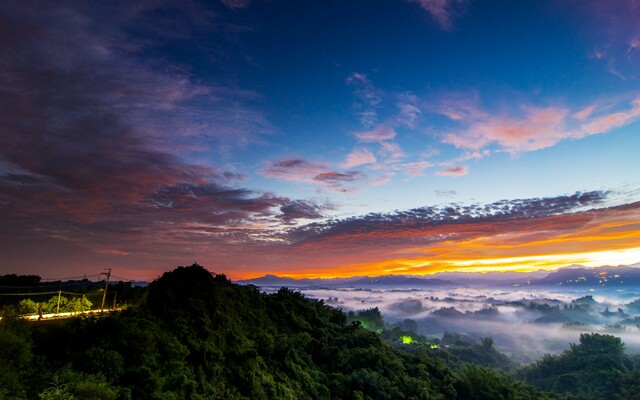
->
230;198;640;279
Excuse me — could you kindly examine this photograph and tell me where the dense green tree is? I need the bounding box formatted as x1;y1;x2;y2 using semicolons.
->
0;264;601;400
519;333;631;399
18;298;39;314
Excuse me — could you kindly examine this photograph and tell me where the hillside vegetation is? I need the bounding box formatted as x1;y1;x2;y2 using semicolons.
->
1;264;638;399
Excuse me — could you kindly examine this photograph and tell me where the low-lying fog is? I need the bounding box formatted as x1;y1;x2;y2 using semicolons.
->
265;285;640;363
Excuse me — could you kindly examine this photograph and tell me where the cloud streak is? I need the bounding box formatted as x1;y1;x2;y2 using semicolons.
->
436;166;468;176
242;191;640;279
573;0;640;79
437;97;640;155
262;158;365;192
407;0;467;31
0;1;328;277
347;72;382;128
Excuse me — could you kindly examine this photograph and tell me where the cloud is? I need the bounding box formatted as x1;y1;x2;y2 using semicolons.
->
578;99;640;137
572;0;640;79
0;1;329;276
379;142;405;160
572;105;597;120
396;94;422;128
261;158;328;182
436;166;468;177
289;191;612;246
0;1;272;203
407;0;468;31
343;148;377;168
262;158;364;192
435;190;457;198
248;190;640;279
313;171;364;192
403;161;434;176
220;0;251;9
347;72;381;128
355;126;397;142
437;97;640;155
280;200;326;223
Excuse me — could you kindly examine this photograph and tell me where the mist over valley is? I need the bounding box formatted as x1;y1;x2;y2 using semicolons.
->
241;264;640;362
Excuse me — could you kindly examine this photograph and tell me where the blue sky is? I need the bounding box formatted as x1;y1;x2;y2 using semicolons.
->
0;0;639;279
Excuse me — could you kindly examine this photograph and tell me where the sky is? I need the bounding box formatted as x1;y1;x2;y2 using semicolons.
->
1;0;639;280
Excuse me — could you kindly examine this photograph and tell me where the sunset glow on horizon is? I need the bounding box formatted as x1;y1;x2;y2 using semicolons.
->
231;200;640;280
1;1;639;281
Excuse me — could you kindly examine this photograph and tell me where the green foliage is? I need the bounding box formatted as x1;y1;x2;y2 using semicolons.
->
347;307;385;332
43;296;68;314
0;320;33;399
16;295;93;316
65;296;92;312
455;364;557;400
18;298;39;314
0;264;580;400
519;333;633;399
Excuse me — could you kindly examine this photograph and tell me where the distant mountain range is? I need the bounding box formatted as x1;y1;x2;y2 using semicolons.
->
530;264;640;287
236;263;640;289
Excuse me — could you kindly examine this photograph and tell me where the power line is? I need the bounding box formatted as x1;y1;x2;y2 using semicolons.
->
40;273;101;281
110;274;138;281
0;290;105;297
0;280;102;289
0;291;60;296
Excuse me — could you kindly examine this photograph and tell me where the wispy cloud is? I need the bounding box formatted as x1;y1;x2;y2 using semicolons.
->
355;126;397;142
436;166;468;176
396;94;422;128
313;172;364;193
435;190;457;197
0;1;325;276
347;72;381;128
343;148;377;168
261;158;328;182
379;141;405;160
262;158;364;192
406;0;468;31
220;0;252;9
542;1;640;80
437;96;640;155
403;161;434;176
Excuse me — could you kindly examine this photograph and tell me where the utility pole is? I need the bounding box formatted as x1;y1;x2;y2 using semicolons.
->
56;290;61;315
100;268;111;313
112;291;117;310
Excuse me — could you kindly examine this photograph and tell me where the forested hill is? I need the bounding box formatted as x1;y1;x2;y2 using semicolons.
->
0;264;556;400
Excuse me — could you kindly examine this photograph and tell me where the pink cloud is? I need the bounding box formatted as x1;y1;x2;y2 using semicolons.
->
436;166;468;176
261;158;365;192
261;158;327;182
572;105;597;120
578;99;640;137
379;141;405;160
403;161;434;176
355;126;397;142
343;148;377;168
439;97;640;155
313;171;364;192
371;175;393;186
407;0;467;31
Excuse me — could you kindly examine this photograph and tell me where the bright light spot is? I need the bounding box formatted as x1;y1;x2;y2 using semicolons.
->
401;335;414;344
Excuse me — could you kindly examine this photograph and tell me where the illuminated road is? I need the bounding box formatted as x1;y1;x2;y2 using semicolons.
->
0;308;121;322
